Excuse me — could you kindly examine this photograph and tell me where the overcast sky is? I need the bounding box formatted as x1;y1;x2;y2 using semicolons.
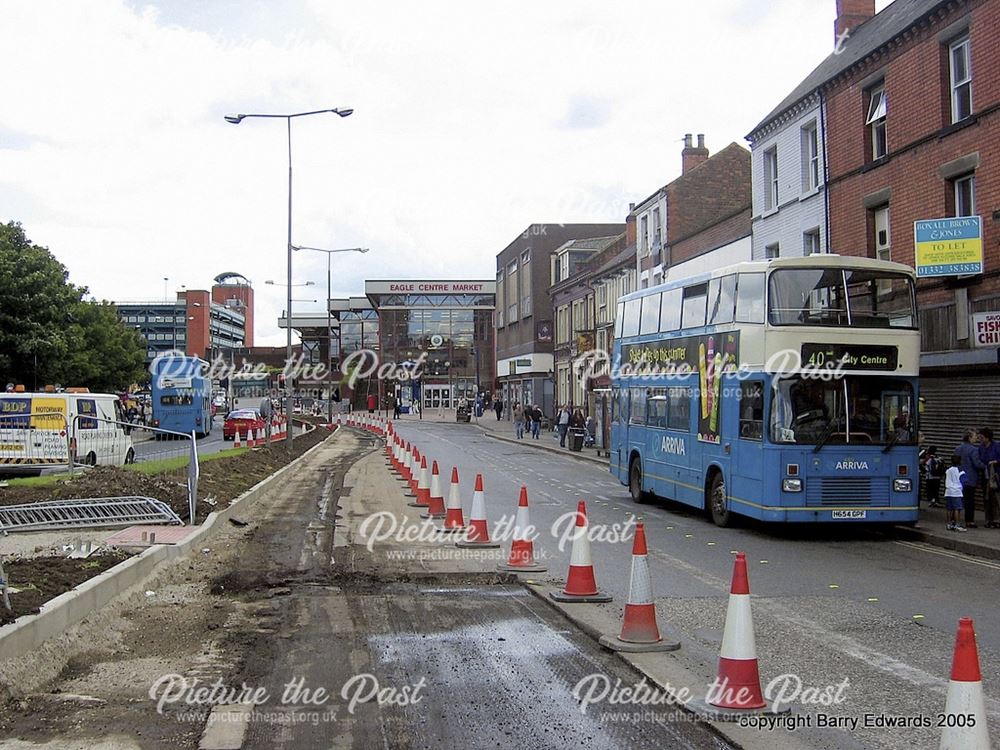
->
0;0;891;346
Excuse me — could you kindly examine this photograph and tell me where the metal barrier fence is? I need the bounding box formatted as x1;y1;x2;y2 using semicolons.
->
68;415;199;524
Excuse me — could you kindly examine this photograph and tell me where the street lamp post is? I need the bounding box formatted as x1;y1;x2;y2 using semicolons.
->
293;245;369;424
225;106;353;449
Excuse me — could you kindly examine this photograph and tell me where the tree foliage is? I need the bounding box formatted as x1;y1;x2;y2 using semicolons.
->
0;222;146;392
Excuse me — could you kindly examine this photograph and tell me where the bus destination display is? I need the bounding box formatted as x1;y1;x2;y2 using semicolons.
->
800;343;898;371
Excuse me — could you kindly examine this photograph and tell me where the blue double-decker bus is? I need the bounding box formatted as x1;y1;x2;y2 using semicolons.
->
150;354;213;438
610;255;920;526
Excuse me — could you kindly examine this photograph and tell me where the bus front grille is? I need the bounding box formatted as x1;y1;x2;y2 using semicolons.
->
806;477;889;506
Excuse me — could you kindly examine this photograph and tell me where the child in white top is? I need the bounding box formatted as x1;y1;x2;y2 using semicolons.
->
944;454;967;532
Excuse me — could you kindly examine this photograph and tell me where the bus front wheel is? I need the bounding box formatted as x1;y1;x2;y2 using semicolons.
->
629;457;650;504
708;472;732;527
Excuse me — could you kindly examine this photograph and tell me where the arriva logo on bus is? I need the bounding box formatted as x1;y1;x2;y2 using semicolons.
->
835;460;870;470
660;435;686;456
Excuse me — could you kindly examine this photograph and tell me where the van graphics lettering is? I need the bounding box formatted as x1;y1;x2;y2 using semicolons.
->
835;460;869;471
660;435;686;456
0;398;31;429
77;399;98;430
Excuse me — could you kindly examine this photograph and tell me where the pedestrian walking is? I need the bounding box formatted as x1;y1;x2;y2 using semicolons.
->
944;454;967;532
557;404;571;448
367;393;376;414
530;404;542;439
494;398;504;421
392;395;401;420
571;408;585;429
955;429;985;528
979;427;1000;528
921;446;943;508
513;402;525;439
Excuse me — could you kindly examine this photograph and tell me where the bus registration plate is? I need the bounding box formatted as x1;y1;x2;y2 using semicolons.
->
832;510;866;520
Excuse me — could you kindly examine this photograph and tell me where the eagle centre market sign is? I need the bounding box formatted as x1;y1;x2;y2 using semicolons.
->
365;281;495;294
913;216;982;277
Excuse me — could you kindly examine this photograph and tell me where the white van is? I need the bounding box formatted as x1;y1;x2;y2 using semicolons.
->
0;391;135;475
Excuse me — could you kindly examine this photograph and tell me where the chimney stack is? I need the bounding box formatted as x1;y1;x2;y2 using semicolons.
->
682;133;709;174
835;0;874;43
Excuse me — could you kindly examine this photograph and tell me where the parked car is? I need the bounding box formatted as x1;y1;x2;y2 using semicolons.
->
223;409;265;441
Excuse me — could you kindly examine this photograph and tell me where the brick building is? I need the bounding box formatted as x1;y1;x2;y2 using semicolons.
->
823;0;999;447
635;137;752;284
495;223;624;418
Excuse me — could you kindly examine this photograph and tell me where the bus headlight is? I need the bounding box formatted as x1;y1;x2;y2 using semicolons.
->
893;478;912;493
782;478;803;492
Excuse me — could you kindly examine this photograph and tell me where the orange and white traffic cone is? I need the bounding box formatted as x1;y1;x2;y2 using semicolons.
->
233;430;242;449
250;428;258;448
600;521;678;652
499;486;546;572
456;474;500;548
689;551;788;719
421;461;447;518
408;447;421;492
401;442;413;482
940;617;990;750
550;500;611;603
409;456;430;508
440;467;466;533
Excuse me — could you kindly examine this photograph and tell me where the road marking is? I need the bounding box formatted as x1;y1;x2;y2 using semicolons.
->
893;539;1000;570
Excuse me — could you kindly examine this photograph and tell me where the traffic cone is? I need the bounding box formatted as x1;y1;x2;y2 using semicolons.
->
940;618;990;750
409;456;430;508
421;461;446;518
408;447;421;492
249;428;258;448
550;500;611;603
695;551;790;718
401;442;413;482
233;430;242;449
600;522;678;652
498;486;546;572
456;474;500;548
440;467;465;533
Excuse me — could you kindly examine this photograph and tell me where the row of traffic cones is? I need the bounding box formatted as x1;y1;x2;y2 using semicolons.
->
340;412;386;436
231;417;288;449
381;426;989;745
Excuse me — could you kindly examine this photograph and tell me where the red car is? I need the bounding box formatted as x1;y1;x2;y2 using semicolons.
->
223;409;265;441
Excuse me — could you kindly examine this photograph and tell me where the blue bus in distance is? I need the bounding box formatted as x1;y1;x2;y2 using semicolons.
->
150;354;212;438
610;255;919;526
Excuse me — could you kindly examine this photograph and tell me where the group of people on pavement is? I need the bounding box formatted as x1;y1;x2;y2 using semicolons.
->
511;402;543;440
921;427;1000;532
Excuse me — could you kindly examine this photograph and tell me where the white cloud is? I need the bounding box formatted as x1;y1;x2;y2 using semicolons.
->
1;0;868;345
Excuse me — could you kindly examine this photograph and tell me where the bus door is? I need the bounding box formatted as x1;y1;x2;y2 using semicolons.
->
734;379;765;505
610;388;627;479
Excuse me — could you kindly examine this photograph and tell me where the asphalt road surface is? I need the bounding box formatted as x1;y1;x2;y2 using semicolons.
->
387;419;1000;750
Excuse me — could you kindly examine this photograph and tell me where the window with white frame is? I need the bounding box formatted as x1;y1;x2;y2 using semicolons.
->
765;243;780;260
640;215;649;254
950;36;972;123
522;294;532;318
652;207;661;250
867;84;887;160
873;206;891;262
803;228;822;256
763;147;778;210
953;174;975;216
801;121;820;192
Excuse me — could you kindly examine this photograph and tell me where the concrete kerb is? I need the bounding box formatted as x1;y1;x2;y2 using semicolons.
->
476;426;607;467
0;427;338;663
519;580;816;750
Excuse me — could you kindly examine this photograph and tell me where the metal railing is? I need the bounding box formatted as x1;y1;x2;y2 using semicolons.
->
68;415;199;524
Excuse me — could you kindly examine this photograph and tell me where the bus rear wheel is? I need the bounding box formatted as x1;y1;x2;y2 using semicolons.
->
708;472;732;527
629;457;650;504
